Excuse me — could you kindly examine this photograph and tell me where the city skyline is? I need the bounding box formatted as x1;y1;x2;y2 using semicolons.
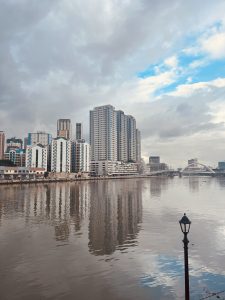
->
1;115;225;169
1;1;225;166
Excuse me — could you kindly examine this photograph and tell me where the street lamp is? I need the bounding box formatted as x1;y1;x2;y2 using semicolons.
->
179;213;191;300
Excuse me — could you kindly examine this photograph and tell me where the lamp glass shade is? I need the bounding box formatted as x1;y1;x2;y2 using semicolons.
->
179;213;191;234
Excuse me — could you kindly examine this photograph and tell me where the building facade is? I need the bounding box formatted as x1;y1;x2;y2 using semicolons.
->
136;129;141;163
51;137;71;173
149;156;160;164
0;131;5;160
116;111;128;162
0;167;45;180
218;161;225;170
127;115;137;162
90;160;138;176
90;105;141;166
57;119;72;139
26;144;48;171
76;123;83;140
4;149;26;167
28;132;52;146
6;137;23;152
90;105;118;161
71;140;90;173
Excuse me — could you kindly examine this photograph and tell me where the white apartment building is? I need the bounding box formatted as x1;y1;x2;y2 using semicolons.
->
90;105;117;161
127;115;137;162
116;111;128;162
51;137;71;173
0;131;5;160
71;140;90;173
26;144;48;171
136;129;141;163
28;132;52;146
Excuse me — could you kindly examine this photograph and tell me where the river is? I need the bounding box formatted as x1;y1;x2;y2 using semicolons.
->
0;177;225;299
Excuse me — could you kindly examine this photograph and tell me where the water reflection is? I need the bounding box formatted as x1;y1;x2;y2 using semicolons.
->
149;177;169;197
0;180;142;250
88;180;142;255
1;178;225;300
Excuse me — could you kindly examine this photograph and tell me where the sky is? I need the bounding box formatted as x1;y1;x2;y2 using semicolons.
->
1;0;225;167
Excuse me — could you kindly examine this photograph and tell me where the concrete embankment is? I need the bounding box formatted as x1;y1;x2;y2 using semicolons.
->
0;175;171;185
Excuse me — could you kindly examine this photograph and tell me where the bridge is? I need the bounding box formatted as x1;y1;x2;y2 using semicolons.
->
181;162;215;176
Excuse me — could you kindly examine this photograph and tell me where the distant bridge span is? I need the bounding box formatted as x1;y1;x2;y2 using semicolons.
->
181;162;215;175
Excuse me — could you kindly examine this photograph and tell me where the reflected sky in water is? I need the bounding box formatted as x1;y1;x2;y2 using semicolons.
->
0;177;225;299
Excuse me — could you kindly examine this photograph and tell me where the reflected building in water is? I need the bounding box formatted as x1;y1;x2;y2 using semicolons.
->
149;177;169;197
88;180;143;256
0;183;90;241
188;177;200;192
0;180;142;251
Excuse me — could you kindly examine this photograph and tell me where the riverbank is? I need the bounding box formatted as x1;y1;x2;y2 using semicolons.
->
0;175;168;185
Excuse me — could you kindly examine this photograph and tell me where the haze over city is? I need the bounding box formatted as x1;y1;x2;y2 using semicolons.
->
1;0;225;167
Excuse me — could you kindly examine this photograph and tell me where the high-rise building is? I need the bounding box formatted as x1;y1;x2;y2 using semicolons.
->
0;131;5;160
90;105;140;166
90;105;117;161
71;140;90;173
26;144;48;171
24;137;28;149
136;129;141;163
6;137;23;152
57;119;72;139
116;111;128;162
76;123;83;140
149;156;160;164
127;115;137;162
51;137;71;173
28;132;52;146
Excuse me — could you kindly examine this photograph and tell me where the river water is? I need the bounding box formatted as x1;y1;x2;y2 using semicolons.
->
0;177;225;300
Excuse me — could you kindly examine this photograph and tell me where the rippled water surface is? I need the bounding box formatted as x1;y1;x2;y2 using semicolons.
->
1;177;225;300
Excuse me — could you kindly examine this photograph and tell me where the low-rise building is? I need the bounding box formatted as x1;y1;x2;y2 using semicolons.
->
0;167;45;180
90;160;138;176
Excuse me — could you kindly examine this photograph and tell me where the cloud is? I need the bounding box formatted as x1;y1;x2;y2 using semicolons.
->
167;78;225;97
164;56;178;69
201;32;225;59
1;0;225;166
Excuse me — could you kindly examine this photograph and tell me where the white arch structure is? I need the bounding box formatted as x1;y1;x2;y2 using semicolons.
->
182;162;215;174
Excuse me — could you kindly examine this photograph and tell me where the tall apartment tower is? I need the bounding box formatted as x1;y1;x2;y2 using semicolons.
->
76;123;83;140
0;131;5;159
26;144;48;171
116;111;128;162
57;119;72;139
136;129;141;163
71;140;90;173
90;105;117;161
51;137;71;173
127;115;137;162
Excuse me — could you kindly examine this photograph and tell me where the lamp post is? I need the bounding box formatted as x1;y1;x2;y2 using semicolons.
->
179;213;191;300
